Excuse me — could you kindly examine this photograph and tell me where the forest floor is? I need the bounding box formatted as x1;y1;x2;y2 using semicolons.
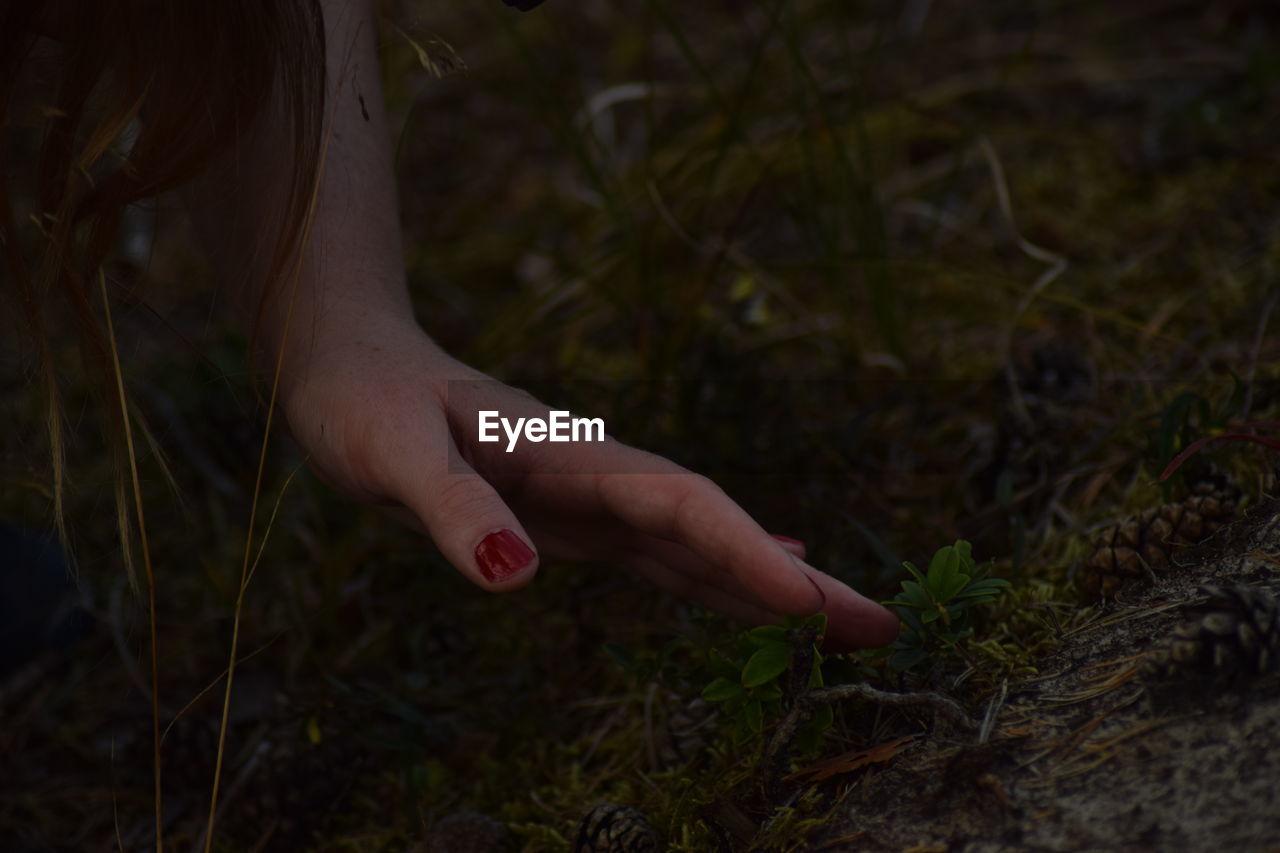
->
3;0;1280;851
802;500;1280;853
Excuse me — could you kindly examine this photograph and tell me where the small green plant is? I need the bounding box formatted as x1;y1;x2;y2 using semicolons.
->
878;540;1009;672
699;613;832;749
1146;383;1244;498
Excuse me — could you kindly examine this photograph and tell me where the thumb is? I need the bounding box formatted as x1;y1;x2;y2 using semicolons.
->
386;452;540;591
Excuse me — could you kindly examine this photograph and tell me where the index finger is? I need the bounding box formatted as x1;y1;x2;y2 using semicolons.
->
591;464;826;617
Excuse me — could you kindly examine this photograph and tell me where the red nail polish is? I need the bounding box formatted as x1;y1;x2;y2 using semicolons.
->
475;529;535;582
771;534;805;547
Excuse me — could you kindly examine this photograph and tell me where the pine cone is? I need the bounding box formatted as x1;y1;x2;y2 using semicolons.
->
426;811;511;853
572;803;660;853
653;692;717;770
1079;480;1241;599
1142;584;1280;683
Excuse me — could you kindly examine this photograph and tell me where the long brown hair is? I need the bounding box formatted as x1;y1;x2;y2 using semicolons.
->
0;0;327;556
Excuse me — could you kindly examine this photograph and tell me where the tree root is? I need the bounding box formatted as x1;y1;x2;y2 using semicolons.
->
763;683;976;798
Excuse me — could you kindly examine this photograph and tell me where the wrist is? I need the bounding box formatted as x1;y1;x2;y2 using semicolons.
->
266;303;487;412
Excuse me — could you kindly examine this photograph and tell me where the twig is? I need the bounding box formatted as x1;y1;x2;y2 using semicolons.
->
979;679;1008;744
764;683;976;790
977;135;1069;431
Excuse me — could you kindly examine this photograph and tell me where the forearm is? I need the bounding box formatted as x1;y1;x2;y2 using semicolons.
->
185;0;420;380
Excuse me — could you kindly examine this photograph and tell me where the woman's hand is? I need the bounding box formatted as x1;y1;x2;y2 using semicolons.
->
278;311;899;650
188;0;898;650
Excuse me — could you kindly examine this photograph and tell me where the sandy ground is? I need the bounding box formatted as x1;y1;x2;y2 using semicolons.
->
808;499;1280;853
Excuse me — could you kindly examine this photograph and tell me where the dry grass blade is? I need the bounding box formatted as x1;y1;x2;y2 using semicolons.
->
814;831;868;851
160;632;285;747
979;135;1069;431
978;679;1008;744
99;269;163;853
203;379;310;847
1063;603;1181;638
1024;716;1180;787
1041;665;1139;707
112;739;126;853
786;734;919;783
203;19;349;847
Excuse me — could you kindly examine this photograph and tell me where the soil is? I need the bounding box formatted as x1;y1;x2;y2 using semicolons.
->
804;500;1280;853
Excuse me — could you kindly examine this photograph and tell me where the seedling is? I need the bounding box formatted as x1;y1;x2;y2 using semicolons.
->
700;613;833;750
1146;383;1248;498
878;540;1009;673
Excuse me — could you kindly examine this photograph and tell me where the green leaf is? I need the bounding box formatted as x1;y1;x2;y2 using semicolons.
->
701;677;744;703
742;643;791;687
754;681;784;702
805;612;829;636
808;655;825;688
899;580;931;606
897;607;925;635
954;586;1001;601
934;570;971;602
890;647;929;671
889;635;919;651
926;545;960;588
902;560;927;586
706;649;741;681
748;625;789;647
950;595;998;612
860;645;892;661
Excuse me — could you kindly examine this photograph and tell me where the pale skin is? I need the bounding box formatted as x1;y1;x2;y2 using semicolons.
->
187;0;899;651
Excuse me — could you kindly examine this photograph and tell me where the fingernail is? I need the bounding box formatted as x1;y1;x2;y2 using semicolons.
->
771;534;805;547
804;573;827;609
475;529;535;582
